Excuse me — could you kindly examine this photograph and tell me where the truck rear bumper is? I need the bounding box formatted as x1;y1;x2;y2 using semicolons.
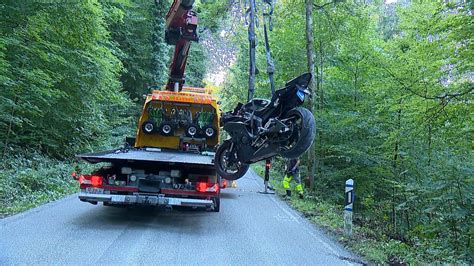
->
78;192;214;208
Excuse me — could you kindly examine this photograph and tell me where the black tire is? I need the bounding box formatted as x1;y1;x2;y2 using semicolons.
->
142;120;155;134
159;122;174;136
211;196;220;212
185;124;199;138
203;125;217;138
215;141;249;180
280;107;316;159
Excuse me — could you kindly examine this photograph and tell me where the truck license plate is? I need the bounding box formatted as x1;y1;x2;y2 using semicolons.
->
85;187;104;194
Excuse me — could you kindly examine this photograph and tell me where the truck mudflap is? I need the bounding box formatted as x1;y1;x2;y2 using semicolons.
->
78;192;213;207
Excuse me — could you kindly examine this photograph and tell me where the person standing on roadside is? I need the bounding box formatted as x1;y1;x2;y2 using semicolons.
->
282;158;304;199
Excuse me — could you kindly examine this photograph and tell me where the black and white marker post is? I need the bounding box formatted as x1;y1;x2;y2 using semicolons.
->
344;179;354;236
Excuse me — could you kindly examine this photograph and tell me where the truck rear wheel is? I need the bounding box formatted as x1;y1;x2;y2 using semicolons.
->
211;196;220;212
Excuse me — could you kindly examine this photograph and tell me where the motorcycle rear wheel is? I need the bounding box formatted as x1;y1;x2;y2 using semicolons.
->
215;141;249;180
280;107;316;159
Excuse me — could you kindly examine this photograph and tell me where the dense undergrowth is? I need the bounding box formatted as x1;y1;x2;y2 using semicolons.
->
0;151;97;217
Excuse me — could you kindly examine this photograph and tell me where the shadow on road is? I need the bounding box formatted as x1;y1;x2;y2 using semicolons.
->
220;191;239;199
71;204;215;232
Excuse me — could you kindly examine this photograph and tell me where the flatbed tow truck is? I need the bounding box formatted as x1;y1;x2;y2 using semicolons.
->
74;0;226;212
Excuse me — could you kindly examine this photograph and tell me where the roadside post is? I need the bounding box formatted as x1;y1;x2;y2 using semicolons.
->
344;179;354;237
259;159;275;194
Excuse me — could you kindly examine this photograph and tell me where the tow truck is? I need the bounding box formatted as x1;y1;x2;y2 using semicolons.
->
74;0;226;212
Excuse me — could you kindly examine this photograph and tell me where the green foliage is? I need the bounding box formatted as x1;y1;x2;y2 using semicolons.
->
0;0;213;216
186;42;207;88
102;0;162;99
0;1;131;157
0;0;211;158
231;1;472;263
195;0;233;32
0;150;96;217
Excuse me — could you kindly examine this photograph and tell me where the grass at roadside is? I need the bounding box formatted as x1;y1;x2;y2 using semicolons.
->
251;162;426;265
0;152;95;218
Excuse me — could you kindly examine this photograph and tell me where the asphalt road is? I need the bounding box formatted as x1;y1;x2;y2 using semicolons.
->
1;170;362;265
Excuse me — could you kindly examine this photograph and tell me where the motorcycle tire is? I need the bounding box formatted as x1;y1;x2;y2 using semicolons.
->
141;120;156;134
185;124;199;138
280;107;316;159
215;141;249;180
158;122;174;136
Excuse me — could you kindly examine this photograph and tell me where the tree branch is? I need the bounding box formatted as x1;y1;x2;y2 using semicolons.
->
380;64;473;101
313;1;337;10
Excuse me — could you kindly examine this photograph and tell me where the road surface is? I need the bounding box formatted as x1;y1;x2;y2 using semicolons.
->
0;170;363;265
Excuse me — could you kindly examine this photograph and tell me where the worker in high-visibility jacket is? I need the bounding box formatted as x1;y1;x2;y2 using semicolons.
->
282;158;304;199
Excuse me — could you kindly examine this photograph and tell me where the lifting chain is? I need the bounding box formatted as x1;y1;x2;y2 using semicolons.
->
246;0;276;102
263;0;275;96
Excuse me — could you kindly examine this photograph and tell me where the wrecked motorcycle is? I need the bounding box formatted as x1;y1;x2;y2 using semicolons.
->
215;73;316;180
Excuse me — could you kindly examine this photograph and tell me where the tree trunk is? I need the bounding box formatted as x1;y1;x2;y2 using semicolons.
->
305;0;316;190
317;38;324;180
391;101;402;237
2;94;18;161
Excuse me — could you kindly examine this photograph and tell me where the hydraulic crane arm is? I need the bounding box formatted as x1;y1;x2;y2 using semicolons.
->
164;0;198;92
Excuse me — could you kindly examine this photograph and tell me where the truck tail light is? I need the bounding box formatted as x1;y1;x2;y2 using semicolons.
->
79;175;103;187
196;182;219;193
196;182;207;192
91;175;103;187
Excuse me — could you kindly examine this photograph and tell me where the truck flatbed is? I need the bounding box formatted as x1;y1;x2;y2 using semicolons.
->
76;148;215;166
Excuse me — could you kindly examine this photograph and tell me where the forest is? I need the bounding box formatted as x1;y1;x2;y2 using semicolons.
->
0;0;472;264
221;0;472;263
0;0;207;217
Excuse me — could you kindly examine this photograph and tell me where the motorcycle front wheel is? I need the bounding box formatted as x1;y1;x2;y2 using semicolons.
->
280;107;316;159
215;141;249;180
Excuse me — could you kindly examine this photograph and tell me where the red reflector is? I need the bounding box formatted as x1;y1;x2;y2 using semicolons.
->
79;175;88;185
222;180;228;188
91;175;103;187
213;183;220;193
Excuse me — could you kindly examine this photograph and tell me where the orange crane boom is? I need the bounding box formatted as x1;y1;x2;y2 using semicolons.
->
163;0;198;92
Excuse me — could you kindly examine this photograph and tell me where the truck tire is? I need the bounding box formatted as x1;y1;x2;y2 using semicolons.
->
142;120;155;134
159;122;174;136
212;196;220;212
203;125;216;138
280;107;316;159
185;124;199;137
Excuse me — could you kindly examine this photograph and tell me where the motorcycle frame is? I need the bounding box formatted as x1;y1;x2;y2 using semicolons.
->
223;83;308;164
